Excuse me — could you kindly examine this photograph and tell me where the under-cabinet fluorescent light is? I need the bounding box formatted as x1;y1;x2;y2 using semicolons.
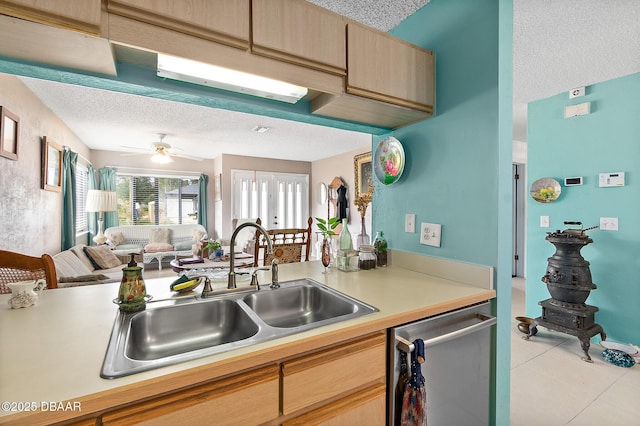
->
157;54;308;104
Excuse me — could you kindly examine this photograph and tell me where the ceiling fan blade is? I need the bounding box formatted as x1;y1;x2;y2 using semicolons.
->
120;145;149;152
120;152;148;157
170;152;204;161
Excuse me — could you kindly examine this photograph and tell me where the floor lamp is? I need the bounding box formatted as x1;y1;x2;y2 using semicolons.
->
86;190;117;245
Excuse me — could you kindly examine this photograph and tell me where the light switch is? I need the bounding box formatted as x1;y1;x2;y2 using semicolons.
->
600;217;618;231
405;214;416;233
540;216;550;228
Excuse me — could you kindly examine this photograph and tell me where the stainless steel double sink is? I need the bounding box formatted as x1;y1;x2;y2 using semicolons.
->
101;278;378;378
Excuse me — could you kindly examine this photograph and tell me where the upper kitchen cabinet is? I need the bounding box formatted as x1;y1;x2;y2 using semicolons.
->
252;0;346;76
106;0;250;50
0;0;102;35
347;22;434;114
312;22;434;129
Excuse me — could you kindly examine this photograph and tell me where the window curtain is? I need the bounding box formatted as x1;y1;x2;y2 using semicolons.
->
198;173;209;231
98;167;118;230
87;165;97;245
61;148;78;250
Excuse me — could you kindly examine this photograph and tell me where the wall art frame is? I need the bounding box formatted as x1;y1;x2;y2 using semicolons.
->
354;151;372;199
42;136;62;192
0;106;19;160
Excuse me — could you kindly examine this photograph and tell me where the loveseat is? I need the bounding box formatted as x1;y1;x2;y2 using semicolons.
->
52;244;130;288
105;224;207;270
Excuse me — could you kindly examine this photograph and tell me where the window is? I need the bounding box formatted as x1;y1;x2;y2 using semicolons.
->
116;174;199;225
232;170;308;229
75;164;89;234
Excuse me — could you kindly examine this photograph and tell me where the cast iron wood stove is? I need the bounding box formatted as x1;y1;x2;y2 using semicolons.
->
524;222;606;362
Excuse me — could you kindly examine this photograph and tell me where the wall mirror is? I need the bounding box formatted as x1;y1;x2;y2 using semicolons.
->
42;136;62;192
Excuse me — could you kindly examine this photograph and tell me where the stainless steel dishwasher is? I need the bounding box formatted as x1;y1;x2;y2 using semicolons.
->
388;302;496;425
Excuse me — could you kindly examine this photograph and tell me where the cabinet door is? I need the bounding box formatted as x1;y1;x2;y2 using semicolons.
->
283;383;386;426
107;0;249;49
282;332;386;415
0;0;101;34
252;0;346;75
347;22;434;113
101;365;279;426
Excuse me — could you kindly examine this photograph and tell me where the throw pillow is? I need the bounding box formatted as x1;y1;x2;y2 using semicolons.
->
59;274;110;283
173;241;193;251
193;229;207;241
150;228;171;244
52;250;93;277
83;246;123;269
144;242;173;253
70;245;99;272
108;231;126;246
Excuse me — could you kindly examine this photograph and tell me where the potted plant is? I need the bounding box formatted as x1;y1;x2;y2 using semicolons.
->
207;240;224;261
315;216;340;272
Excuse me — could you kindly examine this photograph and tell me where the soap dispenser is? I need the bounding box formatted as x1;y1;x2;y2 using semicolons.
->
114;253;151;312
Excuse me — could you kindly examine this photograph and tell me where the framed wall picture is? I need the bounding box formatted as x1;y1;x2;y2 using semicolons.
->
214;173;222;201
354;152;372;198
42;137;62;192
0;106;19;160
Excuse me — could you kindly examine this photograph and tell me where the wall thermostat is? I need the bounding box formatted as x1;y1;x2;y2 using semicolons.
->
564;177;583;186
599;172;625;187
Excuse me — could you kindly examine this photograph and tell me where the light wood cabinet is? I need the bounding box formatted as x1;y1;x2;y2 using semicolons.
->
252;0;346;75
281;332;386;418
107;0;250;50
283;383;386;426
0;0;102;35
346;22;435;113
101;364;279;426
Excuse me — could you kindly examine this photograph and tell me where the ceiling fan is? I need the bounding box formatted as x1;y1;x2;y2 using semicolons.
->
120;134;203;163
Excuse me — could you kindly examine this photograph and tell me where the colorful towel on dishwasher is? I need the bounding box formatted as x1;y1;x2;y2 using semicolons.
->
401;338;427;426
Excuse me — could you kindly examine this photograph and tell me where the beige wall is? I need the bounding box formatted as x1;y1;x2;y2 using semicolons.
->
311;146;372;257
0;74;90;256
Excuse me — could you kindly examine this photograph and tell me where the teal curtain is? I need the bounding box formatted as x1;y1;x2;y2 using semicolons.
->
61;148;78;250
198;173;208;231
98;167;118;230
87;165;97;245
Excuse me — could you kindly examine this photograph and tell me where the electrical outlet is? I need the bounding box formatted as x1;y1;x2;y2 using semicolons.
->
420;222;441;247
405;214;415;233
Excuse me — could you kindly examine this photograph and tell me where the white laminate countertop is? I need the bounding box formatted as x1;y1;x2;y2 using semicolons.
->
0;253;495;422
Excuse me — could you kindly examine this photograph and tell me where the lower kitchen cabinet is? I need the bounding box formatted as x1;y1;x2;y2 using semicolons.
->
100;364;279;426
283;383;386;426
281;332;386;419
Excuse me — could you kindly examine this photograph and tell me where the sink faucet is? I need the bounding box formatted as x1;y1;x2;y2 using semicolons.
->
228;222;273;289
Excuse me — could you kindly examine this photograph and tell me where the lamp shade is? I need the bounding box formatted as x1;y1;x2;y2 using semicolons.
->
86;190;117;212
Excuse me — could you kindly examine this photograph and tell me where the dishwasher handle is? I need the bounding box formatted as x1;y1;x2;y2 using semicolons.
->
396;313;496;353
424;313;496;348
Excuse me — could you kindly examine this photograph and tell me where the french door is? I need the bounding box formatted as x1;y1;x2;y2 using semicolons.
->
231;170;309;229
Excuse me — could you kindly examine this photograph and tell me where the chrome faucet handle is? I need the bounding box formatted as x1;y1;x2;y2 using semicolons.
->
200;277;214;298
270;259;279;289
250;267;270;290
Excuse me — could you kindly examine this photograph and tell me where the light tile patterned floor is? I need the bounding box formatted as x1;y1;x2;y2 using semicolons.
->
510;277;640;425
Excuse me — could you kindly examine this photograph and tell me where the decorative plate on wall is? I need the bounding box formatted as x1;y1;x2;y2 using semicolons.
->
530;177;561;203
373;136;405;185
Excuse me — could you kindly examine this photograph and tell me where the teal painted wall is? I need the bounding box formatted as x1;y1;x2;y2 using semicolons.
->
387;1;512;424
526;72;640;346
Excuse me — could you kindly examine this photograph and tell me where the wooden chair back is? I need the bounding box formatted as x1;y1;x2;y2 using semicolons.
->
253;218;313;267
0;250;58;294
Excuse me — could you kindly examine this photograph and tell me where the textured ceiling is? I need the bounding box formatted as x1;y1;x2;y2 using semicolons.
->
512;0;640;141
15;0;640;159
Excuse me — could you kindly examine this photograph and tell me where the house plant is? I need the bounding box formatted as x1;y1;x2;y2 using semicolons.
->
315;216;340;272
206;240;224;260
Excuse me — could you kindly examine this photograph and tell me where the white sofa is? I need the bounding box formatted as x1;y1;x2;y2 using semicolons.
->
52;244;130;288
105;224;207;270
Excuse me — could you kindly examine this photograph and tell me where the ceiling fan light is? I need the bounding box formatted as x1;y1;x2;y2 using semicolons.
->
151;152;173;164
157;54;308;104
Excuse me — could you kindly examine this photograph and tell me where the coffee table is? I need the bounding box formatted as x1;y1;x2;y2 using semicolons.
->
169;254;254;273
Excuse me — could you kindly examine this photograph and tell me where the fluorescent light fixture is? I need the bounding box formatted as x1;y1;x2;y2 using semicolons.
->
157;54;308;104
